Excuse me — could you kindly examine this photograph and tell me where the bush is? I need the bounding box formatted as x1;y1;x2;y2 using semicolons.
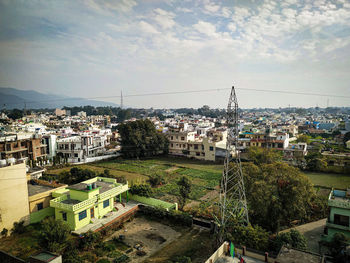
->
270;229;307;253
129;184;152;197
139;205;192;227
1;228;8;238
11;221;26;235
79;230;101;250
97;259;111;263
114;254;130;263
39;217;71;253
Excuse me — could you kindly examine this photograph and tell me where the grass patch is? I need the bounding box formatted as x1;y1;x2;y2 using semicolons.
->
303;171;350;189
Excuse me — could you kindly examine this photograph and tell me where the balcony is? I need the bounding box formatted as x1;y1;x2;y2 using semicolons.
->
50;183;129;212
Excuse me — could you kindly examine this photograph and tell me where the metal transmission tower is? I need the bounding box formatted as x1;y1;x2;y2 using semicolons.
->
218;86;249;243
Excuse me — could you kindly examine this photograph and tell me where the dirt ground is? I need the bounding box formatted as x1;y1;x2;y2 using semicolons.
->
107;217;182;263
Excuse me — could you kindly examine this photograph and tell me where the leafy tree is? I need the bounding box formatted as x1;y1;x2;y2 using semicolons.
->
270;229;307;253
226;221;269;251
11;221;26;235
7;109;23;120
58;167;96;185
247;146;282;165
297;134;311;144
241;162;320;232
148;173;165;187
177;177;192;210
129;184;152;197
118;119;169;158
305;152;327;171
39;217;71;253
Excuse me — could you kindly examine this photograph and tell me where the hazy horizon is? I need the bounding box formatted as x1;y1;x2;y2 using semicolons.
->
1;0;350;109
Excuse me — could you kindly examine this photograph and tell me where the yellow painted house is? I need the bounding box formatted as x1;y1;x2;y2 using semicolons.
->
50;177;129;231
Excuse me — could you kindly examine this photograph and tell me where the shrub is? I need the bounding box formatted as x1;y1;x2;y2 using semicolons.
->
97;259;111;263
79;230;101;250
114;254;130;263
139;205;192;226
11;221;26;235
270;229;307;253
1;228;8;238
129;184;152;197
39;217;71;253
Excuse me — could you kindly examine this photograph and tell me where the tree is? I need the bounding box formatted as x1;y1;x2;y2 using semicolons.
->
7;109;23;120
247;146;282;165
270;229;307;253
39;217;71;253
241;162;321;232
148;173;165;187
118;119;169;158
305;152;327;171
297;134;311;144
177;177;192;210
129;184;152;197
58;167;96;185
1;228;8;238
79;231;101;250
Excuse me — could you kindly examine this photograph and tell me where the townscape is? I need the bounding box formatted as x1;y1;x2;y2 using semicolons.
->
0;100;350;263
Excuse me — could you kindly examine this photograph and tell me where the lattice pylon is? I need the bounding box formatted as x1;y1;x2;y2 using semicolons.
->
218;86;249;244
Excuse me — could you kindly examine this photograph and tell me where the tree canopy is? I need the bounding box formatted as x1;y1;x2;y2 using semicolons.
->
241;162;325;232
118;119;168;158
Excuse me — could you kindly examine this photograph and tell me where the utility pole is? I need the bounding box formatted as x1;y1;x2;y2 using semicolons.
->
218;86;249;244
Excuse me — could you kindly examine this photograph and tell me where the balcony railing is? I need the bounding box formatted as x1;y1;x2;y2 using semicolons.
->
50;183;129;212
328;198;350;209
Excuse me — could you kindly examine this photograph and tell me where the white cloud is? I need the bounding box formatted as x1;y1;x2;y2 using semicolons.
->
203;1;220;13
193;21;217;37
153;8;176;29
227;22;236;32
139;21;160;34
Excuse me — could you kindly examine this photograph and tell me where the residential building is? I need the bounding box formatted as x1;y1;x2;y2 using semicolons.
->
0;160;30;230
323;189;350;242
0;133;47;161
28;179;67;224
49;177;129;231
56;134;107;163
41;134;57;158
240;132;289;150
167;130;196;156
347;140;350;149
55;108;66;117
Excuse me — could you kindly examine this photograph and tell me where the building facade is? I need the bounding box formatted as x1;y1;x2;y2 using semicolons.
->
323;189;350;242
50;177;129;231
0;160;30;230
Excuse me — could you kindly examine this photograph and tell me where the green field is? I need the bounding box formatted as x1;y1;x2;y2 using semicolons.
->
303;171;350;189
47;157;223;201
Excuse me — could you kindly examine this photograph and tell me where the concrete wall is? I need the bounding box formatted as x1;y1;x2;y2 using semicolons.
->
205;242;228;263
0;162;30;230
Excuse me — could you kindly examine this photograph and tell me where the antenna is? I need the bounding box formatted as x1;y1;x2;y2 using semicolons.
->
217;86;249;244
120;90;123;109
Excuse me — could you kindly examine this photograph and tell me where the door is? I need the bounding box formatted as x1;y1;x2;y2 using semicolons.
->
90;208;94;218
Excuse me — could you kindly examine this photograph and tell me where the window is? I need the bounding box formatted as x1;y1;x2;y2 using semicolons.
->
79;210;87;221
36;202;44;211
103;199;110;208
181;137;185;141
62;212;67;221
74;153;78;157
196;152;200;156
334;214;349;227
21;141;26;147
209;146;214;151
194;145;198;150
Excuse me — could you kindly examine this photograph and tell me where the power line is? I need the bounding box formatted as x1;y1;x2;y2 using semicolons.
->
3;87;350;107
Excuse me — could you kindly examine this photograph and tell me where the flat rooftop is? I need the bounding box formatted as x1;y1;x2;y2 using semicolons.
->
68;180;115;193
276;247;323;263
28;184;55;196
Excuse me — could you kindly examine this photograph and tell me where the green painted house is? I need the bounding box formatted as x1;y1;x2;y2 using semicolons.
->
323;189;350;242
50;177;129;231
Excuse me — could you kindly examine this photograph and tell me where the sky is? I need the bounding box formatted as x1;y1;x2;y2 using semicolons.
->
0;0;350;109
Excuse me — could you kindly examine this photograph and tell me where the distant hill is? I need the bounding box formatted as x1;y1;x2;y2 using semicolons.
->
0;87;118;109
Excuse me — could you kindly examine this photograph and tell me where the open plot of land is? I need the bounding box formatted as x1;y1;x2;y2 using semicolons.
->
107;216;182;263
47;157;223;202
303;171;350;189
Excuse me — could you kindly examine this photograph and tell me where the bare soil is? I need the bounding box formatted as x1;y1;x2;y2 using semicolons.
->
107;217;182;263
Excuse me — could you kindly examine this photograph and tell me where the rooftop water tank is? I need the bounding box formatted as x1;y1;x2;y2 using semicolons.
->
7;158;16;165
0;159;7;167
